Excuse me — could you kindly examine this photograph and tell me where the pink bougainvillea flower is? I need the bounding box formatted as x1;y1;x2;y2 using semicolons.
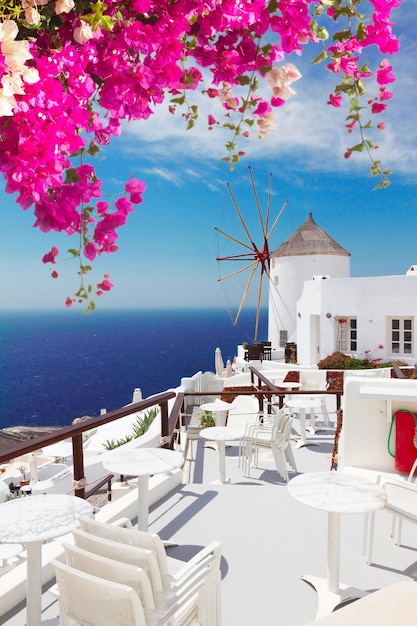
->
346;120;356;134
42;246;59;264
208;114;218;126
376;59;396;85
125;177;146;205
51;270;59;279
97;278;113;292
371;102;387;114
328;93;342;108
377;122;385;130
65;297;73;309
84;242;98;261
254;101;271;116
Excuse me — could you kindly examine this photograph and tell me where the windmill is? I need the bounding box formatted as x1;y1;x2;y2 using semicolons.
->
215;166;287;342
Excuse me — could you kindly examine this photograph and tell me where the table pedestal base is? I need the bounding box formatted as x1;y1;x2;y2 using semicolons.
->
294;439;320;449
301;575;366;619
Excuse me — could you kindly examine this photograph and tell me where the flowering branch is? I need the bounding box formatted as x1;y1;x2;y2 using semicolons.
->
0;0;404;307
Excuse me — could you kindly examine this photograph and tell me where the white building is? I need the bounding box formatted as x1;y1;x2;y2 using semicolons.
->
268;213;417;366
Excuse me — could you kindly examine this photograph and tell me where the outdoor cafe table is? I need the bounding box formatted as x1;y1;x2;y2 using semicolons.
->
288;471;387;618
199;426;245;483
103;447;184;531
284;395;324;447
200;400;231;426
0;493;93;626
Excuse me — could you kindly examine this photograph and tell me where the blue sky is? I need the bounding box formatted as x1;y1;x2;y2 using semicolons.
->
1;1;417;314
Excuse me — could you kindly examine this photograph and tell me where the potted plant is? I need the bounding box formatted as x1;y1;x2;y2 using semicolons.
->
18;465;30;486
200;411;215;429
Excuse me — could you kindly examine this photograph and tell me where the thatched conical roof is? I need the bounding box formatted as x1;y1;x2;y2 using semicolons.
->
271;213;350;258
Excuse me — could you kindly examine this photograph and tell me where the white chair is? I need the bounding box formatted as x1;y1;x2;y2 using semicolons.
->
226;395;262;467
53;559;147;626
295;370;330;429
365;478;417;564
245;407;289;474
75;518;222;625
271;415;297;482
62;542;203;626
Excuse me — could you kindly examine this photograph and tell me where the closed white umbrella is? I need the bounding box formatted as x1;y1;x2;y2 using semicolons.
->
225;359;234;378
30;454;39;484
215;347;225;377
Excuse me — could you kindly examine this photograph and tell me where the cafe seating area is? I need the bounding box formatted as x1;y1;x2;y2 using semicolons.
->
3;376;417;625
243;341;272;361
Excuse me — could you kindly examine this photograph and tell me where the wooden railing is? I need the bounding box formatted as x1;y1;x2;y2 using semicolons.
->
0;391;180;498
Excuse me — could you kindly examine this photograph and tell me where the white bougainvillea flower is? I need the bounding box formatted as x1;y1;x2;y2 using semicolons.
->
265;64;302;100
0;20;40;116
0;20;19;43
55;0;75;14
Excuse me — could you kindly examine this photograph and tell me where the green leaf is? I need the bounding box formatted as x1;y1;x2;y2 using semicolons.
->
356;20;366;41
64;168;80;184
100;15;114;31
186;119;195;130
356;79;366;96
67;248;80;257
333;29;353;42
311;50;328;65
170;96;185;105
236;75;251;85
350;143;365;152
316;27;329;40
87;142;100;157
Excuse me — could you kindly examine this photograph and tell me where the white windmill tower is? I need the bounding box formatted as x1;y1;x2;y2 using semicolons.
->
268;213;350;359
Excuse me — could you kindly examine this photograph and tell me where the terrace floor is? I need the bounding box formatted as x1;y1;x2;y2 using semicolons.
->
2;414;417;626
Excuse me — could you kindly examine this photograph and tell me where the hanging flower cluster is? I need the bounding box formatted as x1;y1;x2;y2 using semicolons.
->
0;0;403;309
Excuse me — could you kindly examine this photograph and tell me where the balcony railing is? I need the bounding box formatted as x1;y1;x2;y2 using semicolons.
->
0;368;343;500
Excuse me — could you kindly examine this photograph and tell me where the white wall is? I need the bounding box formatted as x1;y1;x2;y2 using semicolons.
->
297;274;417;365
268;254;350;350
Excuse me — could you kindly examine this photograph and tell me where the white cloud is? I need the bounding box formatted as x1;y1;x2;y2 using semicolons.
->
117;6;417;185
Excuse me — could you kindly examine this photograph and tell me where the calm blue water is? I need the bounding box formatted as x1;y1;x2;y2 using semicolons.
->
0;309;267;429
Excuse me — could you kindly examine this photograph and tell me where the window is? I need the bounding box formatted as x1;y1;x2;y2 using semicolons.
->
390;318;413;356
336;318;357;352
279;330;288;347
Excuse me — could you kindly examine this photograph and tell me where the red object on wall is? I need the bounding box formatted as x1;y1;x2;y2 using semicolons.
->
395;410;417;473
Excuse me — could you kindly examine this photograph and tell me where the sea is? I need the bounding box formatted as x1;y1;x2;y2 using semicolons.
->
0;308;267;429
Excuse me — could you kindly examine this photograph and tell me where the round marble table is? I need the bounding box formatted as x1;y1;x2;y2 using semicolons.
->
285;395;325;447
0;494;93;626
103;447;184;531
200;400;232;427
199;426;245;483
288;471;387;618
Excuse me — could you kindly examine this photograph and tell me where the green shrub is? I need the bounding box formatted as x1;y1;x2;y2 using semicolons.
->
102;407;159;450
318;352;377;370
